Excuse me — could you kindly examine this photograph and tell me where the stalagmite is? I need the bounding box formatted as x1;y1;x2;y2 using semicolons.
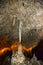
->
11;21;25;65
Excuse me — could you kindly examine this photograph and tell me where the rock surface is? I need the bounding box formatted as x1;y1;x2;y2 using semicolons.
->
0;0;43;65
0;0;43;47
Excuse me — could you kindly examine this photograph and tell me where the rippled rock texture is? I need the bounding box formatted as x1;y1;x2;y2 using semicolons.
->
0;0;43;65
0;0;43;47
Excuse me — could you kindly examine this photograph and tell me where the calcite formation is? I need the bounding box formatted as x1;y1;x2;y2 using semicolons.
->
0;0;43;65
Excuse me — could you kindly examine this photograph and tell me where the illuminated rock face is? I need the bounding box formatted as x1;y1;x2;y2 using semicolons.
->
0;0;43;48
0;0;43;65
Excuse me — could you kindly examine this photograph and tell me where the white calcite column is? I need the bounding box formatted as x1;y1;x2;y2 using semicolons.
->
11;21;25;65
